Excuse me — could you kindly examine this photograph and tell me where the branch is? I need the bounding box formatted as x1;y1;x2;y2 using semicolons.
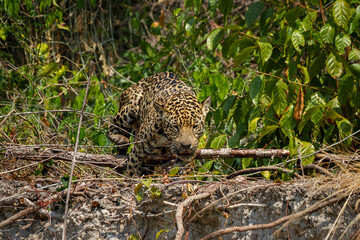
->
4;146;337;175
0;205;42;228
4;146;127;170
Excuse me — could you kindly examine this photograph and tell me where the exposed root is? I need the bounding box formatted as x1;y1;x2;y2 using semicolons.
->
200;189;354;240
175;184;219;240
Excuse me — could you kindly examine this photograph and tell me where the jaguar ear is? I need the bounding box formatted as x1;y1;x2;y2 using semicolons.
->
201;96;211;116
153;102;168;114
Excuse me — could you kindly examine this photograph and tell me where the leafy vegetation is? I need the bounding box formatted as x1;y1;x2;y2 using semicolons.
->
1;0;359;180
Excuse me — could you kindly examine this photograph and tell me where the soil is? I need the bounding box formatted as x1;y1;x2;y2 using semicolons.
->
0;177;359;240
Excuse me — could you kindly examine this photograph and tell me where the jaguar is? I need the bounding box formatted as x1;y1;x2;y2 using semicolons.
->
107;72;211;176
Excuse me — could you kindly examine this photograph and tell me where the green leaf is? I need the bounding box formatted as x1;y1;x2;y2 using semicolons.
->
284;7;302;27
261;171;271;180
349;64;360;79
173;8;182;16
326;53;343;77
298;140;315;165
279;105;295;138
320;24;335;43
72;127;86;144
333;0;351;29
349;5;360;34
338;76;354;106
336;118;352;145
245;1;265;26
222;95;236;113
176;13;186;31
218;0;233;21
142;178;152;188
0;27;6;41
335;34;351;54
222;33;238;59
291;30;305;53
4;0;20;17
234;46;256;66
258;41;273;65
297;64;310;84
128;234;140;240
348;49;360;61
210;134;227;149
150;187;161;198
249;76;262;105
57;23;70;31
199;160;214;173
95;134;107;146
37;62;58;77
169;167;180;176
134;183;144;202
258;125;279;141
207;27;225;51
309;54;326;79
259;7;274;35
249;117;260;134
185;0;194;7
242;158;252;169
350;87;360;109
156;229;169;240
302;11;317;31
272;80;288;116
185;17;195;36
208;0;220;17
228;134;240;148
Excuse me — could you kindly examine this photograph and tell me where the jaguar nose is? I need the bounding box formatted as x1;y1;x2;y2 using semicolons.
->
181;143;192;150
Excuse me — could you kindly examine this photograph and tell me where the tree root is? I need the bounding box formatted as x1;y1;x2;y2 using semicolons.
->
175;184;220;240
200;190;351;240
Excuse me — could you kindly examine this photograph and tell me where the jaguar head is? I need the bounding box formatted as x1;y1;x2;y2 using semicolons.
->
154;93;211;162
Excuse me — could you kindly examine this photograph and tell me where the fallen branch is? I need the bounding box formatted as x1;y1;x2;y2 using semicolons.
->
0;184;87;229
200;191;350;240
304;164;333;177
0;192;64;228
175;184;219;240
4;146;127;170
5;146;335;167
0;205;42;228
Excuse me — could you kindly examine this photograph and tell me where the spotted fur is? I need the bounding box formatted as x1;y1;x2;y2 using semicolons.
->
107;72;211;176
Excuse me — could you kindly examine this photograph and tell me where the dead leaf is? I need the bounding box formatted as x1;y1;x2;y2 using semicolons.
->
293;86;304;122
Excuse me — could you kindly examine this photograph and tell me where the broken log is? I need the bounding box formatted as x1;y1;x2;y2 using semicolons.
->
4;146;127;169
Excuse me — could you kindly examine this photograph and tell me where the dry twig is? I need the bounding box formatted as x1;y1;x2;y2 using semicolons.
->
62;62;93;240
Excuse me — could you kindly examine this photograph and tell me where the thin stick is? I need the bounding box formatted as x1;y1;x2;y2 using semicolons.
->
61;62;93;240
324;188;354;240
226;166;303;179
